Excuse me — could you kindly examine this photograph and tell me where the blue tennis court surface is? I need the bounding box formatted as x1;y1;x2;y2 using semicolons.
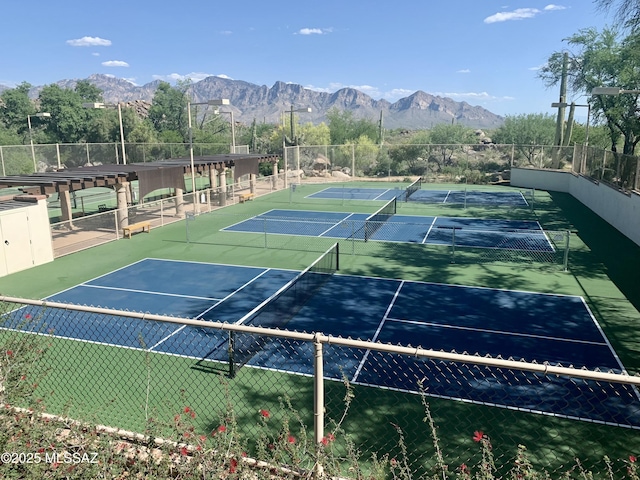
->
308;187;530;206
223;209;554;252
4;258;640;428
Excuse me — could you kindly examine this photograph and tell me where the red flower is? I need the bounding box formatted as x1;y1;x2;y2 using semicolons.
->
259;409;270;418
6;350;13;357
287;435;296;444
184;406;191;413
217;425;227;433
630;455;637;463
321;433;335;445
24;314;31;319
460;463;469;473
229;458;238;473
180;446;189;456
473;431;484;442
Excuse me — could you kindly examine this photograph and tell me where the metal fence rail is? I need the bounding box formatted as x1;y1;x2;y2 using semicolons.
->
1;296;639;478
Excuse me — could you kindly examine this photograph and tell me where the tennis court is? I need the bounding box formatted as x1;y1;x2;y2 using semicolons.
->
4;255;640;429
222;208;554;252
307;185;531;207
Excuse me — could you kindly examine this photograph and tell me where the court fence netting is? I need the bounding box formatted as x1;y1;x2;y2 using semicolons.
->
187;210;572;271
0;295;639;478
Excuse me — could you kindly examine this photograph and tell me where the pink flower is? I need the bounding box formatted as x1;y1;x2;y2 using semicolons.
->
212;425;227;436
321;433;335;445
287;435;296;444
180;446;188;456
630;455;637;463
473;431;484;442
259;409;270;418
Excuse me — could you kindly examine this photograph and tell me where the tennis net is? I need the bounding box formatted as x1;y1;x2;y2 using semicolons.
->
404;177;422;201
364;197;397;242
228;243;340;376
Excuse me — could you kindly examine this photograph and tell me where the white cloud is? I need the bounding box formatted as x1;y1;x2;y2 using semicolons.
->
66;36;112;47
484;8;540;23
297;27;332;35
544;4;566;11
102;60;129;67
151;72;231;83
219;30;232;35
484;5;566;23
457;69;471;74
91;52;100;57
304;82;415;101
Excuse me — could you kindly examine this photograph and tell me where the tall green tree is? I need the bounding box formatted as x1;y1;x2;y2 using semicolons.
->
539;27;640;154
326;108;378;145
148;81;189;141
37;84;90;143
492;114;557;165
0;82;34;136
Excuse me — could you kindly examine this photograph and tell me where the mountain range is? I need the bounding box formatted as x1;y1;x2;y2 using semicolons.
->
2;74;505;130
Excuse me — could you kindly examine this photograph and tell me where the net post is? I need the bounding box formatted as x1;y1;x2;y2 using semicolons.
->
451;227;456;263
263;218;268;248
335;242;340;270
563;230;570;271
228;331;236;379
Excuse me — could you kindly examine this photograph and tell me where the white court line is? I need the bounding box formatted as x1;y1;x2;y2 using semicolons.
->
421;217;438;243
319;213;357;237
371;189;393;201
149;268;275;351
351;281;404;383
80;284;224;302
386;317;609;346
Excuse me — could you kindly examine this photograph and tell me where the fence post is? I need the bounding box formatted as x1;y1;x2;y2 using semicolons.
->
313;332;324;479
451;228;456;264
563;230;570;272
351;144;355;177
0;146;4;176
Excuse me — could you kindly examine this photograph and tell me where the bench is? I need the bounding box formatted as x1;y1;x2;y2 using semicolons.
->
122;221;151;239
239;193;255;203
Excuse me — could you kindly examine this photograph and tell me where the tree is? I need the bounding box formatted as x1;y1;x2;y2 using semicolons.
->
595;0;640;30
326;108;378;145
148;81;189;141
0;82;34;137
492;114;557;165
37;84;90;143
539;27;640;154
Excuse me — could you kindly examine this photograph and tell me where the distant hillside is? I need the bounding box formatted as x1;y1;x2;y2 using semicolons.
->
1;74;504;130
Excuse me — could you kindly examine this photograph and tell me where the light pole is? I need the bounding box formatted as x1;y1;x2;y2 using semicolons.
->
27;112;51;172
83;102;127;164
592;87;640;95
214;109;236;153
187;98;230;211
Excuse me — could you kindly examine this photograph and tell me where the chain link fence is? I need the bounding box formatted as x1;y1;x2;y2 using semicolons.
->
1;296;639;478
2;141;638;194
0;143;242;174
184;211;571;271
49;174;286;257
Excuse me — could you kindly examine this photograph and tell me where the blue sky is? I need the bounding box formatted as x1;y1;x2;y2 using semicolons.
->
1;1;612;121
